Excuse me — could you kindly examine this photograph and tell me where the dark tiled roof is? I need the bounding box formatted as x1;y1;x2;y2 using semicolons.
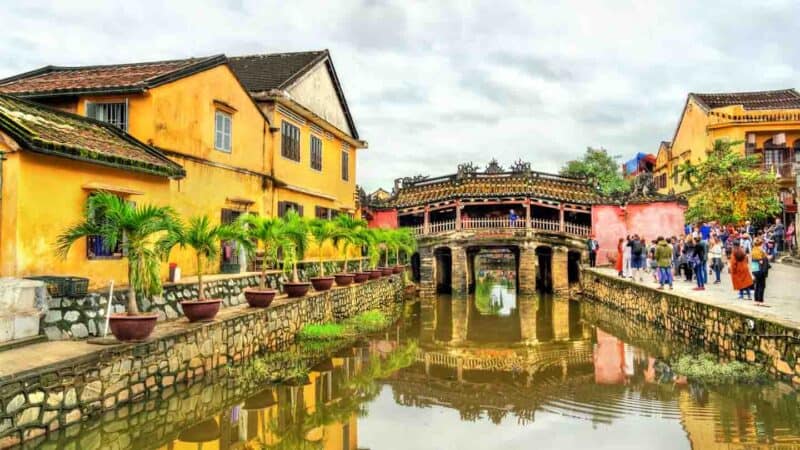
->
392;172;602;208
227;51;327;92
0;55;225;97
691;89;800;110
0;94;184;178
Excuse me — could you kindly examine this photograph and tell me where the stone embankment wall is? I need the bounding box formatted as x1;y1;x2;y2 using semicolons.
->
577;269;800;384
0;275;404;448
41;260;364;340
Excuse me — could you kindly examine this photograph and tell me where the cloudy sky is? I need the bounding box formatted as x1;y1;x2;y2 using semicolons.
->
1;1;798;191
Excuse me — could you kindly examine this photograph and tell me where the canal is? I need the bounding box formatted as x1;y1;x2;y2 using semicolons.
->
34;261;800;450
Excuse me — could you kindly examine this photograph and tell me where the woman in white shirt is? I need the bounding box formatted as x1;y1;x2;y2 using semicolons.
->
622;235;632;278
709;237;723;284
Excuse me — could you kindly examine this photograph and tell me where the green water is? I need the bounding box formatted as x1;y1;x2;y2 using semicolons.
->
30;273;800;450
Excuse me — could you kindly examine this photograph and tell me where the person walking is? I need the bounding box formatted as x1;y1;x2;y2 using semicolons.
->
709;236;723;284
692;236;706;290
773;218;785;253
787;220;796;253
616;237;624;276
751;238;770;306
682;236;695;282
628;235;645;282
729;242;752;300
587;235;599;268
623;235;632;278
655;237;673;290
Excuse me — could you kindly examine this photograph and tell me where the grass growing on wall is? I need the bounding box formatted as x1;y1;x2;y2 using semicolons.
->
673;353;767;384
345;310;391;333
297;323;356;341
297;310;392;341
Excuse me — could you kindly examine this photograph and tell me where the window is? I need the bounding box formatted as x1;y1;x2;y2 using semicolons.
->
278;201;303;217
310;135;323;171
214;111;232;152
281;121;301;161
341;149;349;181
86;101;128;131
315;206;331;219
86;193;125;259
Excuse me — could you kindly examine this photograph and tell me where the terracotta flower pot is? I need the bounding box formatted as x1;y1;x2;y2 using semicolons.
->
244;288;277;308
108;313;158;342
334;273;355;287
180;299;222;322
284;282;311;298
354;272;371;283
380;267;394;276
310;276;335;291
392;265;404;274
368;270;382;280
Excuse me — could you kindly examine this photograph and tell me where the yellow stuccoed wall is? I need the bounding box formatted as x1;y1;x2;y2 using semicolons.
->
269;107;358;216
0;151;171;284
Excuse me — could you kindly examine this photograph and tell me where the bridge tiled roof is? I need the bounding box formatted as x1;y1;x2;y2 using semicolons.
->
392;171;602;208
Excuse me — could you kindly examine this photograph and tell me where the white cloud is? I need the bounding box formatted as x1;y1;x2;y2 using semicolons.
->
1;0;798;191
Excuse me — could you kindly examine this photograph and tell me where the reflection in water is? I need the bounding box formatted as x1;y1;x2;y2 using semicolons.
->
52;294;800;450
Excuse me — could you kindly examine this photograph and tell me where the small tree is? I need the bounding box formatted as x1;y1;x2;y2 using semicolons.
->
351;227;375;272
308;219;341;277
394;228;417;265
235;215;285;290
560;146;630;196
280;210;309;283
333;214;367;273
158;215;240;301
676;139;781;224
56;192;178;315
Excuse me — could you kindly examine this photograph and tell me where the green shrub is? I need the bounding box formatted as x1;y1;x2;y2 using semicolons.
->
346;310;390;333
673;353;767;384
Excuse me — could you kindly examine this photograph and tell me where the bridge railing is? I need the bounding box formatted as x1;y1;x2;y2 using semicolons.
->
413;217;591;237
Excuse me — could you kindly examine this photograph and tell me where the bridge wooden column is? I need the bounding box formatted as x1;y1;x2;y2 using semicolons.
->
552;246;569;293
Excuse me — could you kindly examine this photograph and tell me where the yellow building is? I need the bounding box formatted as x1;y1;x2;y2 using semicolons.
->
0;93;185;284
229;51;367;219
655;89;800;210
0;50;366;285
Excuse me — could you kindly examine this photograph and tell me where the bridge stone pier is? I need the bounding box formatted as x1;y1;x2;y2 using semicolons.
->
417;228;586;297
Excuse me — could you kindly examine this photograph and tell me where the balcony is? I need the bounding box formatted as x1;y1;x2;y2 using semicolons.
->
412;217;591;237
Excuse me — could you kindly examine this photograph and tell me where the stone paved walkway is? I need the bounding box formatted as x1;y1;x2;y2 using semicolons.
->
589;263;800;330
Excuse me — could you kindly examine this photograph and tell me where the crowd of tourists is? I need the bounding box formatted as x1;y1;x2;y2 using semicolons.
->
589;219;794;306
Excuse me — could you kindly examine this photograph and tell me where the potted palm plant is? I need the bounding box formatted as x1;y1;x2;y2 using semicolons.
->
377;229;395;276
351;226;375;283
159;215;239;322
236;215;282;307
280;210;311;298
308;218;338;291
332;214;366;286
56;192;177;341
367;228;385;279
393;228;417;273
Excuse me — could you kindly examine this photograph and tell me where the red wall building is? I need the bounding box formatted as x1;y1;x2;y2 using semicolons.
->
591;200;686;265
364;208;398;229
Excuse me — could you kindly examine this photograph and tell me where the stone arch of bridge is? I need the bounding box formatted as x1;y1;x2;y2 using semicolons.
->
433;246;453;294
466;245;520;294
534;245;553;292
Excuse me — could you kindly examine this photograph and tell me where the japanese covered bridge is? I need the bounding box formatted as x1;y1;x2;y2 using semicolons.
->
367;160;604;297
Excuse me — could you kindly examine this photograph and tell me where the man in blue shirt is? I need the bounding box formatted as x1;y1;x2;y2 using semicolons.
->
700;222;711;241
